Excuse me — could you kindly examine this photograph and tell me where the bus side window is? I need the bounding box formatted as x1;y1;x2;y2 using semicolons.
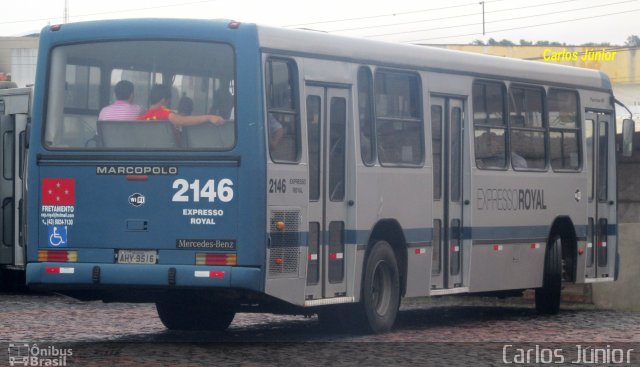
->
358;67;375;165
548;89;580;171
374;70;424;166
46;63;101;148
473;81;507;169
266;58;300;163
509;86;547;170
431;105;442;199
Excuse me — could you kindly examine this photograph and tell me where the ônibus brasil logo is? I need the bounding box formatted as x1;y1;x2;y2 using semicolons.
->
8;343;72;366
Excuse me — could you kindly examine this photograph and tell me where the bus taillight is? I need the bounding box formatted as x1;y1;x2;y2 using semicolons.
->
195;253;237;266
45;267;75;274
37;250;78;262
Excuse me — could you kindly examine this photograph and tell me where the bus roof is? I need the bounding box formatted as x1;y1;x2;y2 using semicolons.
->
256;25;611;92
37;19;611;92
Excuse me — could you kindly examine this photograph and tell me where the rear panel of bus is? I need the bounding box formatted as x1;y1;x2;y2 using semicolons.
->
26;20;268;299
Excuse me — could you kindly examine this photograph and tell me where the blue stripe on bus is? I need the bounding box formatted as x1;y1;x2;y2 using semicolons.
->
467;226;551;240
345;228;432;245
276;223;615;247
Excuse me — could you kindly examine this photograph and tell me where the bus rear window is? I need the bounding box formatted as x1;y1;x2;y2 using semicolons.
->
44;40;235;150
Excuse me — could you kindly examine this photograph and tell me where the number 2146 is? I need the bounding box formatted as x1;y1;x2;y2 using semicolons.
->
172;179;234;202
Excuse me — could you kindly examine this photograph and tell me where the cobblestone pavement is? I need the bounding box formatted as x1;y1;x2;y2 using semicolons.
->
1;292;639;366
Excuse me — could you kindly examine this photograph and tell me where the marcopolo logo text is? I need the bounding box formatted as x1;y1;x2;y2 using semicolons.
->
96;166;178;175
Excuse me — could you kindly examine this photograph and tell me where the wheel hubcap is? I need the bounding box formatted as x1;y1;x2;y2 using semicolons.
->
371;260;391;316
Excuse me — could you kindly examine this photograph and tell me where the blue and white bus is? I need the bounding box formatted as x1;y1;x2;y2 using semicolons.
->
25;19;634;333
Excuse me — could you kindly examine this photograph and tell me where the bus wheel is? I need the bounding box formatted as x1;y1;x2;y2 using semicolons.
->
362;240;400;333
155;299;236;331
535;236;562;315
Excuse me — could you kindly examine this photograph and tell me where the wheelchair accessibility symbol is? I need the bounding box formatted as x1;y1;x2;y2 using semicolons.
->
48;226;68;247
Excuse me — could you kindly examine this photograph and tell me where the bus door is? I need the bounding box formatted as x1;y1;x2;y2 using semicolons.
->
584;111;615;280
304;85;350;300
430;96;465;290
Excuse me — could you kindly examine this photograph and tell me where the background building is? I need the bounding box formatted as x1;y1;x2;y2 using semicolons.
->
0;36;39;87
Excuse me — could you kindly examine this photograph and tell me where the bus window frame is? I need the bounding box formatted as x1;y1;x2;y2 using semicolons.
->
373;68;425;168
585;118;595;201
472;79;509;172
431;104;443;200
42;40;238;152
547;88;582;173
63;60;102;114
508;83;549;172
265;57;301;164
597;120;609;203
357;66;376;167
306;94;322;202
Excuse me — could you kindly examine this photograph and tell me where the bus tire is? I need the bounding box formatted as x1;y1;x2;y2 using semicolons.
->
361;239;401;333
155;299;235;331
535;236;562;315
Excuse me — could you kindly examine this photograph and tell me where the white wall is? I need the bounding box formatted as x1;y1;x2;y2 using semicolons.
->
11;48;37;87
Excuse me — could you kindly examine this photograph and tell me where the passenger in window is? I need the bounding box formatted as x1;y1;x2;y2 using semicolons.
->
210;90;234;118
268;113;284;148
360;129;372;161
511;151;528;169
376;123;397;163
138;84;224;126
177;94;193;116
171;95;195;146
476;132;506;168
98;80;143;120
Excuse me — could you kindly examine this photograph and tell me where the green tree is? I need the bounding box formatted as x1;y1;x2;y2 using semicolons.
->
581;42;611;47
625;35;640;47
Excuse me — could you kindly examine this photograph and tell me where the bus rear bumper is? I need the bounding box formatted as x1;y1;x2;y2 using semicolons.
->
26;263;262;291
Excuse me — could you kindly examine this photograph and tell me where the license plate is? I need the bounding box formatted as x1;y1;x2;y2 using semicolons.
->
117;250;158;264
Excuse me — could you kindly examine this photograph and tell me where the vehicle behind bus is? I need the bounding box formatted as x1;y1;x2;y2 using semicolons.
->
0;86;30;288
